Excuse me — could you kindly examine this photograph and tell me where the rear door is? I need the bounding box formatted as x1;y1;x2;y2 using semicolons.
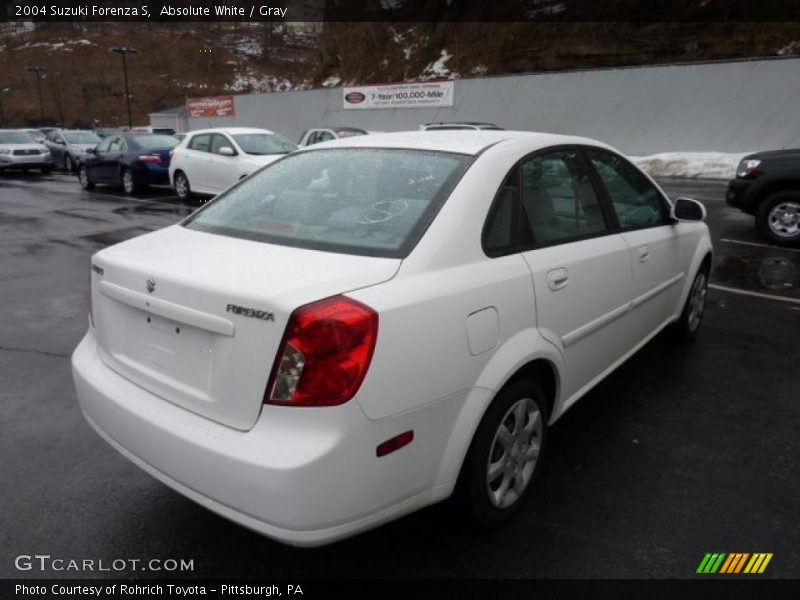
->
584;148;683;336
514;148;634;404
183;133;212;191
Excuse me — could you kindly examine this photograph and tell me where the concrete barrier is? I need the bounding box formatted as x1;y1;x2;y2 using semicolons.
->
187;57;800;155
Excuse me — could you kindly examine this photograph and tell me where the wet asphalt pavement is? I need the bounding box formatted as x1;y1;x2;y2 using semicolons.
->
1;171;798;579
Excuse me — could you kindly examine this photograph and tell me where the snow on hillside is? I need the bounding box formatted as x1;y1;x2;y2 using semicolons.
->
631;152;750;180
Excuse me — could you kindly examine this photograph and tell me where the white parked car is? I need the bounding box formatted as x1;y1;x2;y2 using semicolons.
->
298;126;368;146
169;127;297;199
73;131;712;547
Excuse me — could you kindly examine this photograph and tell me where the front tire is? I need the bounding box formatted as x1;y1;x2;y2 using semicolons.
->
78;166;95;190
672;267;709;343
756;191;800;246
458;379;548;529
41;165;52;175
173;171;192;200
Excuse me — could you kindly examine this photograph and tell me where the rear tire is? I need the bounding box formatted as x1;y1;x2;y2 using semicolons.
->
457;378;548;529
78;166;95;190
755;191;800;246
671;266;709;343
173;171;192;201
121;168;138;195
64;154;74;173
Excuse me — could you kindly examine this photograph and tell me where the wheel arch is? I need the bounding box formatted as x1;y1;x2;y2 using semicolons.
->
748;179;800;213
433;336;564;494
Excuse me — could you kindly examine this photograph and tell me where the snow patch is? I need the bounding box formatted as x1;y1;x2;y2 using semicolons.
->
631;152;750;180
14;39;96;52
322;76;341;87
226;70;298;93
421;49;456;80
776;41;799;56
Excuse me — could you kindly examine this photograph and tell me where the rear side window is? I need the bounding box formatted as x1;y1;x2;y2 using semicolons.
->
184;148;470;258
520;149;609;245
586;149;668;229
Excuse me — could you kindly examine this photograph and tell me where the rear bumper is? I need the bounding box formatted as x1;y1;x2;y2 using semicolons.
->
133;163;170;185
72;329;455;546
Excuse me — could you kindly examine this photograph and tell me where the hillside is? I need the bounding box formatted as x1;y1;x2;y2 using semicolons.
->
1;21;799;127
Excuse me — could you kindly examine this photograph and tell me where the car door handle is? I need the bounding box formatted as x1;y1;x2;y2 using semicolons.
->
546;268;570;291
637;245;651;262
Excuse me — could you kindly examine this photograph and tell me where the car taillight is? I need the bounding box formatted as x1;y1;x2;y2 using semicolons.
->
265;296;378;407
137;154;163;164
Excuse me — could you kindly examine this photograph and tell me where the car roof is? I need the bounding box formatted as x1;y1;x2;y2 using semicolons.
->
185;127;275;135
303;130;610;156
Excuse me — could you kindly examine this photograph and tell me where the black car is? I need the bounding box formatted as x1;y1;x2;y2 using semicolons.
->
726;149;800;246
77;134;178;195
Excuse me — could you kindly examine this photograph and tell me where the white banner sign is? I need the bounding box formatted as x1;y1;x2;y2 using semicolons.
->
343;81;454;110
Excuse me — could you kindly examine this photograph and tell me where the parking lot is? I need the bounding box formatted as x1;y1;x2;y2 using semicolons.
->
1;171;798;579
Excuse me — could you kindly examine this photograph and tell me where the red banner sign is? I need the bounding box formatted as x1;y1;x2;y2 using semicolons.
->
186;96;236;118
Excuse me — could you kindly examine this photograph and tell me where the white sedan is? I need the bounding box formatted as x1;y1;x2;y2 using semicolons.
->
169;127;296;199
72;131;712;546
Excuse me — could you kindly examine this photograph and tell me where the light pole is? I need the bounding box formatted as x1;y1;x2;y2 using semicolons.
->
26;65;47;121
110;46;137;128
0;87;11;127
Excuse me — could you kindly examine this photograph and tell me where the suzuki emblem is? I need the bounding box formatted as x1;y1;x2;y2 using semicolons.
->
146;279;156;293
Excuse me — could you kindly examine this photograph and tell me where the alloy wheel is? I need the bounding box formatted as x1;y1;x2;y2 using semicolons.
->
687;272;708;333
767;201;800;238
486;397;543;509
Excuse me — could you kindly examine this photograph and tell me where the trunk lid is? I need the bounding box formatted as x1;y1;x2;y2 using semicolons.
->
91;225;400;430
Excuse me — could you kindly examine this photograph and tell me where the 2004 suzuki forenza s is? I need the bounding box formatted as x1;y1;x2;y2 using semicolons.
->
72;131;712;546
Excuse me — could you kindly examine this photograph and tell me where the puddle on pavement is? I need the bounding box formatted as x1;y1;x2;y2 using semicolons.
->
714;254;799;292
0;213;42;228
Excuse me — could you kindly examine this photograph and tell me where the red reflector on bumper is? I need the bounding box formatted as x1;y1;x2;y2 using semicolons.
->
376;431;414;457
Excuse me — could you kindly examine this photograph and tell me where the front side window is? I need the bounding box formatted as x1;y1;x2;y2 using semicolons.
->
189;134;212;152
315;131;335;143
211;134;234;155
96;137;113;153
586;149;668;229
184;148;470;258
519;149;609;245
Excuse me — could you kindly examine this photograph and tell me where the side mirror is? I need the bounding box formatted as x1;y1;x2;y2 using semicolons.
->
85;147;97;155
671;197;706;222
219;146;236;156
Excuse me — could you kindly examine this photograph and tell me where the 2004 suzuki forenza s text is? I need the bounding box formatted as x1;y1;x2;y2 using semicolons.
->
72;131;713;546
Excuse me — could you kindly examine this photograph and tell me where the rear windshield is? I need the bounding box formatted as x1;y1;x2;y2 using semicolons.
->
232;133;297;155
0;132;35;144
64;131;101;144
131;135;179;149
183;148;470;258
